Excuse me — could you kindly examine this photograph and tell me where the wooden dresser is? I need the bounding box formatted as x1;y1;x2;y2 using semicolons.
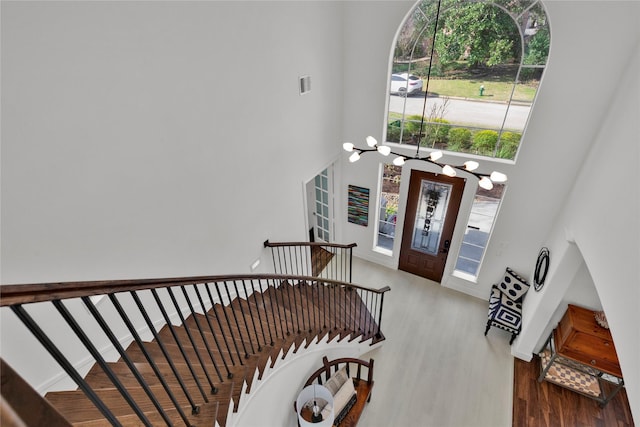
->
538;304;624;406
555;304;622;377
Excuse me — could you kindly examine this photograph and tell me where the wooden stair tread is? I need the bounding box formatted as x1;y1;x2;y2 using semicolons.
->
38;278;380;427
70;399;221;427
46;384;192;422
47;382;228;425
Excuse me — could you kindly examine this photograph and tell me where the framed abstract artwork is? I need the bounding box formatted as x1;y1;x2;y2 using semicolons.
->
347;185;369;226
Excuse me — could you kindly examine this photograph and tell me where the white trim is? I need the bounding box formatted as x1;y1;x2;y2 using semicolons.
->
303;158;340;244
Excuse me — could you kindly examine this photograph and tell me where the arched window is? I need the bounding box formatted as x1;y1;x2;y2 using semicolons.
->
387;0;549;161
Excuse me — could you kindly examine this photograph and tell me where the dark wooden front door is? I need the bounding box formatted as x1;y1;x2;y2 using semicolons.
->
398;170;465;282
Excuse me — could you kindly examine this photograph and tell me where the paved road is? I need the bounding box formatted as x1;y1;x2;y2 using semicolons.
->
389;94;530;130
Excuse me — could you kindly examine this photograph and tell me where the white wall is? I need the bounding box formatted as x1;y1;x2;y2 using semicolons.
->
339;0;640;417
1;0;346;390
1;0;639;419
563;263;601;312
514;9;640;419
518;244;604;359
340;1;415;270
1;1;345;284
341;0;640;300
562;42;639;417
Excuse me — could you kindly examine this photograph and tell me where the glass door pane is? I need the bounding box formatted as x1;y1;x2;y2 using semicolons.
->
411;179;452;255
313;168;332;242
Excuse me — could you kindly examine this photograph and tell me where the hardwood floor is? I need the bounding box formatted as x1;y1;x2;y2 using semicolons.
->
311;246;334;276
350;257;635;427
513;356;635;427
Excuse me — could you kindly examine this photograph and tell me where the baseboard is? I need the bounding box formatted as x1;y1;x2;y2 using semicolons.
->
511;347;534;361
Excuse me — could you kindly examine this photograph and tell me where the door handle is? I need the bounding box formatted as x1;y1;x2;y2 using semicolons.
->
441;240;450;253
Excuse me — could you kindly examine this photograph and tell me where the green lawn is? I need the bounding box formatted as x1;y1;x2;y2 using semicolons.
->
393;62;538;102
426;78;536;102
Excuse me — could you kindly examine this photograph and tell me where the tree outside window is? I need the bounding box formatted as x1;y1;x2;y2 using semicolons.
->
387;0;549;161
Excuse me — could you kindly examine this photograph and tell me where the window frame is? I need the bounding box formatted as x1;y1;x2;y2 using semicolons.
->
453;183;506;279
385;0;550;163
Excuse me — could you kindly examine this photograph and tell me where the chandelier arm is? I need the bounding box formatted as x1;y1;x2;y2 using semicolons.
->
388;150;408;159
355;148;378;154
453;166;489;179
387;149;489;178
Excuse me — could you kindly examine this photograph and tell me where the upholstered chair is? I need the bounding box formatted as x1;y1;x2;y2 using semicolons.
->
484;267;530;344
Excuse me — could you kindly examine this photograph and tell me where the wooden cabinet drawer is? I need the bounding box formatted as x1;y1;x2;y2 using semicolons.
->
554;304;621;377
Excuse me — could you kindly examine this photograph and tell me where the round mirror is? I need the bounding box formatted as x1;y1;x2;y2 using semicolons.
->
534;247;550;291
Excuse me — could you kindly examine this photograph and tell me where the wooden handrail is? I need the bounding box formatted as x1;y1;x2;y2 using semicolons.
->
1;359;72;427
263;240;357;249
0;397;27;427
1;271;390;426
264;240;358;283
1;244;390;427
0;274;389;306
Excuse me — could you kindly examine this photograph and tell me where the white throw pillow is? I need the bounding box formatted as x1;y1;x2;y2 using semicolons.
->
320;403;333;421
331;377;356;416
324;366;349;396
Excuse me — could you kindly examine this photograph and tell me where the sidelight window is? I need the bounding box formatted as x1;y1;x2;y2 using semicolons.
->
376;164;402;252
454;183;505;278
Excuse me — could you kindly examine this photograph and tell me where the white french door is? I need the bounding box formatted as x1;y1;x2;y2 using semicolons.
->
306;165;334;242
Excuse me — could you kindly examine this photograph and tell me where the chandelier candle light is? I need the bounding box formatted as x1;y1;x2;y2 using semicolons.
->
342;138;507;190
342;0;507;191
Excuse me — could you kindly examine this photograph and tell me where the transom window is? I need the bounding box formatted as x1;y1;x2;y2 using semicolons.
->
387;0;549;161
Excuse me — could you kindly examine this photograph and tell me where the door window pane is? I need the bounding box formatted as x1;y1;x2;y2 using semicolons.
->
411;180;452;255
313;167;333;242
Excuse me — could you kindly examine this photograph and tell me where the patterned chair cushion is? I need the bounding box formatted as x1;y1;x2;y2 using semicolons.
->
497;267;530;301
488;285;523;333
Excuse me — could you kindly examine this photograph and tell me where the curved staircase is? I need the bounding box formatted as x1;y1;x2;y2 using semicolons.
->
1;242;389;427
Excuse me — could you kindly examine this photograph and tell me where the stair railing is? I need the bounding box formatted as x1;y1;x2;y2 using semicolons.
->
0;273;389;427
263;240;357;282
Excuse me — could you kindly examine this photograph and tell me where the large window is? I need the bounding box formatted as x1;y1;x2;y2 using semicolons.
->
387;0;549;160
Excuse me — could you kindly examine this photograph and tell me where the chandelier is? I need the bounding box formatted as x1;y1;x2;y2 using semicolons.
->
342;0;507;191
343;137;507;190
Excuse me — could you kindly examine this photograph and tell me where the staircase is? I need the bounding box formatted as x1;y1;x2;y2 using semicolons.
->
0;242;390;427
